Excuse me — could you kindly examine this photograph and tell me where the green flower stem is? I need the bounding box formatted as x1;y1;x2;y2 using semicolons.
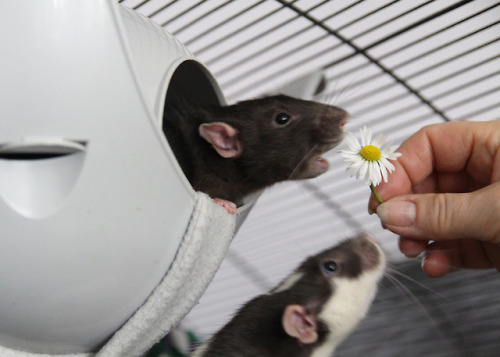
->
370;184;384;204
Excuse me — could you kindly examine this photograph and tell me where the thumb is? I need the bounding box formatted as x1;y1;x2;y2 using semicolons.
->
376;183;500;244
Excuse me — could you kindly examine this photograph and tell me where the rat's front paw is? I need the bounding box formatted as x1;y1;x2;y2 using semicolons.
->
213;198;239;215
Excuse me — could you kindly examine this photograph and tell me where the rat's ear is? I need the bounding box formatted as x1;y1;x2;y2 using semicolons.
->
282;304;318;344
199;122;242;158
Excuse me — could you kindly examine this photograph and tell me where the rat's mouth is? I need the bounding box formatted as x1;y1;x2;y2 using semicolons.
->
291;154;329;180
291;127;346;180
291;110;348;180
311;155;329;173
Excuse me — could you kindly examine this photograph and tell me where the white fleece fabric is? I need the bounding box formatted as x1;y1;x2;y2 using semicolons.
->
0;192;236;357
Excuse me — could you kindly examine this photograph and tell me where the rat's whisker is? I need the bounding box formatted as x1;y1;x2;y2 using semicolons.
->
332;80;354;106
383;271;427;310
344;114;371;128
383;267;452;334
338;83;365;107
286;144;319;181
386;266;445;299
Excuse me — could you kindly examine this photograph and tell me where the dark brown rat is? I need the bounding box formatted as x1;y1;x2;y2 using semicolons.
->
162;94;348;210
192;233;386;357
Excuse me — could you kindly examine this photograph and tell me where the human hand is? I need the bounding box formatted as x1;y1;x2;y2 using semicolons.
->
367;120;500;277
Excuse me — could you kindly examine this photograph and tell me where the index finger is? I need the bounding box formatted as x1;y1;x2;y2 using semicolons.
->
368;120;500;214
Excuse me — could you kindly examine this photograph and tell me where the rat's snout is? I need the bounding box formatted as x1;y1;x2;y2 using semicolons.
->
315;106;349;145
354;233;384;270
363;233;378;245
336;108;350;129
326;106;349;127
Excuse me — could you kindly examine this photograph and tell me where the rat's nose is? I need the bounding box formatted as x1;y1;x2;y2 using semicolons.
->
320;106;349;133
364;233;378;245
334;108;349;129
340;118;348;129
357;234;381;269
356;233;380;249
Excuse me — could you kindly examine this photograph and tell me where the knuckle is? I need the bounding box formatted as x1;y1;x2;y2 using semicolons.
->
424;193;458;239
471;184;500;243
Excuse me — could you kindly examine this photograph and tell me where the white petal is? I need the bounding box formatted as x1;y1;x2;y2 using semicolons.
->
373;162;382;186
381;144;399;156
372;133;386;148
344;134;361;152
339;151;358;160
366;162;374;185
367;161;373;182
360;161;372;185
339;149;358;157
348;169;360;180
345;165;359;177
352;157;365;169
360;163;370;184
379;139;393;152
379;160;389;183
347;162;364;179
386;151;402;160
360;127;367;147
380;157;395;173
365;128;372;146
345;158;363;174
358;160;368;181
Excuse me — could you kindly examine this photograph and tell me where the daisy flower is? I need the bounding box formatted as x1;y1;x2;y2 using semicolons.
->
340;126;401;203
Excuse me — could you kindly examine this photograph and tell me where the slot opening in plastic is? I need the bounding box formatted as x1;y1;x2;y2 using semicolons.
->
0;140;87;160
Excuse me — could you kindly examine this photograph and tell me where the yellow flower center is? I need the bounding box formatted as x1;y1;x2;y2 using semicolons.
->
359;145;381;162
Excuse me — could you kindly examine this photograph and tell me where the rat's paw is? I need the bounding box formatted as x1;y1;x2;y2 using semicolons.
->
213;198;239;215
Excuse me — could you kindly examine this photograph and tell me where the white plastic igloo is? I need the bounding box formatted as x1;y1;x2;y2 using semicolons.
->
0;1;257;355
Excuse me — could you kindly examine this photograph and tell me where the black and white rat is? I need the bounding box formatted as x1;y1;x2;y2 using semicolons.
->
192;233;386;357
162;94;348;213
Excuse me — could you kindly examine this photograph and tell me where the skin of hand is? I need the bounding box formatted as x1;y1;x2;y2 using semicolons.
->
368;120;500;278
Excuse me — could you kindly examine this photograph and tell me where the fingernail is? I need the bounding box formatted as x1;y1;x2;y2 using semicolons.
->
376;201;416;227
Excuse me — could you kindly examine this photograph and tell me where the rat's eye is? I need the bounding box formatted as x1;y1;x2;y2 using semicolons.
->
322;261;338;275
274;112;291;126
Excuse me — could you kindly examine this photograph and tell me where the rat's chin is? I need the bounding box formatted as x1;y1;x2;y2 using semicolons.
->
310;156;330;176
293;156;330;179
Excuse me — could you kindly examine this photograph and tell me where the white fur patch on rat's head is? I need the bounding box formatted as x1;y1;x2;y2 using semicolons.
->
312;259;385;357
